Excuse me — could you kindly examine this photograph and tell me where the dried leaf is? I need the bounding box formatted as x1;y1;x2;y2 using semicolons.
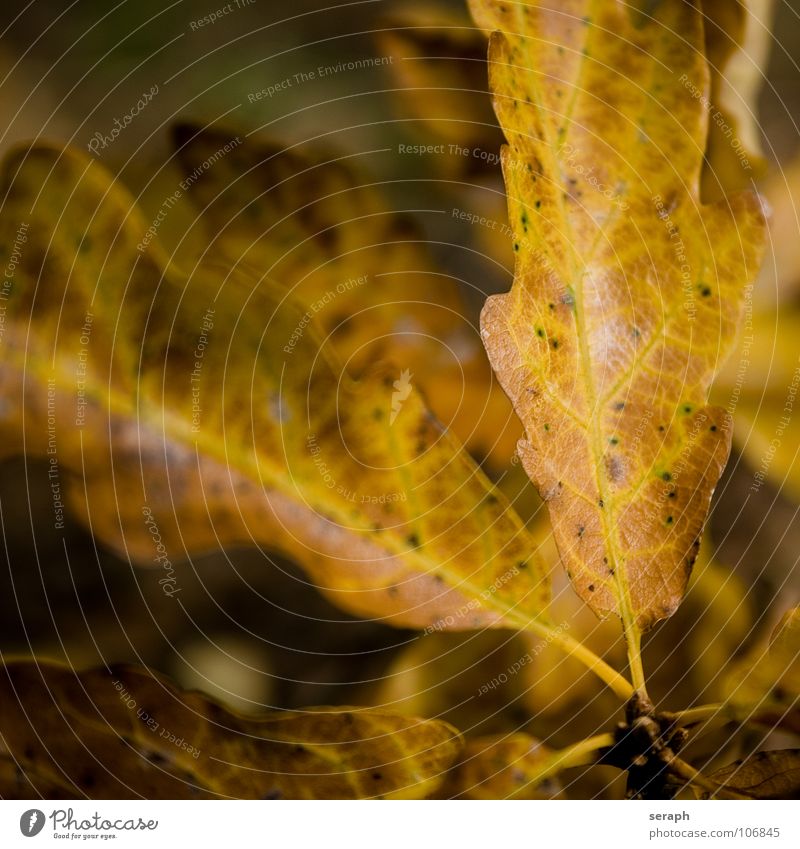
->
0;142;549;632
704;750;800;799
172;125;518;464
469;0;766;629
439;734;560;799
0;660;461;799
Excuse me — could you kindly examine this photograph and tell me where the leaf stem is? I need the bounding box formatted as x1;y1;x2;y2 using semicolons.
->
526;619;634;700
622;617;648;698
664;703;723;726
530;733;616;786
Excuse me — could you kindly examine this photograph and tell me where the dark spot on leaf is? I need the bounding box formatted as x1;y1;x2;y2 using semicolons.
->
407;533;420;548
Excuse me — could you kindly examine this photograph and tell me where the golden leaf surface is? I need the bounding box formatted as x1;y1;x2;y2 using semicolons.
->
171;125;519;465
0;142;549;632
0;660;461;799
439;734;560;799
704;750;800;800
469;0;766;630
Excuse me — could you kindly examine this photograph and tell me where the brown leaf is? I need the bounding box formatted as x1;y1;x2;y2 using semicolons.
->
705;750;800;799
0;141;550;633
469;0;766;630
0;660;462;799
172;124;519;465
439;733;560;799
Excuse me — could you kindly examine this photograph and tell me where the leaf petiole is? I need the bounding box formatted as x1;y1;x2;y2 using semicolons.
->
526;733;616;789
525;618;634;700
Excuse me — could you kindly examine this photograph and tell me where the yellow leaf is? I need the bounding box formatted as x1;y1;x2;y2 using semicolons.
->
469;0;766;632
701;0;775;201
172;125;519;465
0;141;549;632
439;733;560;799
704;750;800;799
0;660;461;799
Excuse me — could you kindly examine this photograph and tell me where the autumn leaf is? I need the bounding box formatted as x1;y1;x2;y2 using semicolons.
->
0;660;461;799
0;141;550;634
439;733;560;799
469;1;766;646
701;750;800;799
171;125;519;465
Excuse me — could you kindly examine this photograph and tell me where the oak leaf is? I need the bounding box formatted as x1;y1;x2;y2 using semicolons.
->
0;142;548;632
469;0;766;630
171;125;519;465
0;660;461;799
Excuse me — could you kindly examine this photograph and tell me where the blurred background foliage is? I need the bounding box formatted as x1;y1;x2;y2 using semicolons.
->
1;0;799;798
